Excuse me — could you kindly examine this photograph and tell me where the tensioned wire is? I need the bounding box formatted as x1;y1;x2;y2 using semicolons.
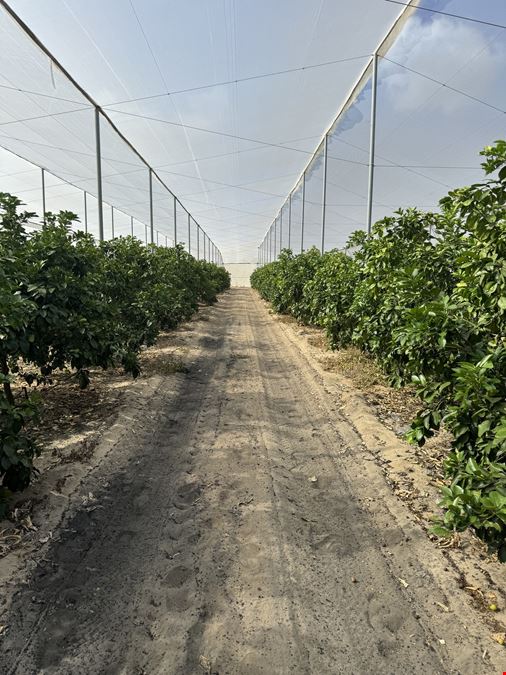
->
383;0;506;30
2;71;501;167
127;0;212;225
263;29;506;245
2;2;502;258
0;1;223;260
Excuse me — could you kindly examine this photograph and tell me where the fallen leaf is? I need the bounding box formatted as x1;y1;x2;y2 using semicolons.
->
199;654;211;674
491;632;505;646
21;515;37;532
308;476;318;483
398;577;409;588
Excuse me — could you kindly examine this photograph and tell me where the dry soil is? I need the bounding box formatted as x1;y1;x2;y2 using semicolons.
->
0;288;504;674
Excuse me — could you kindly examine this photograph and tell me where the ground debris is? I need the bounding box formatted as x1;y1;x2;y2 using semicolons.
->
490;632;505;646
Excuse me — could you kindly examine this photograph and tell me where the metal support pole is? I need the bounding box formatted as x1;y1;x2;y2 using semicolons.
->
156;230;159;245
280;209;283;253
165;234;168;247
173;197;177;246
321;134;328;253
130;215;134;237
95;108;104;241
187;213;191;254
149;169;154;244
197;226;200;259
111;205;114;239
145;224;148;245
84;191;88;233
301;174;305;253
41;168;46;224
288;194;292;251
366;53;378;235
274;219;277;259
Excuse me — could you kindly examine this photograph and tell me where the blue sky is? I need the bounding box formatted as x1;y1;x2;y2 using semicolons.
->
0;0;505;263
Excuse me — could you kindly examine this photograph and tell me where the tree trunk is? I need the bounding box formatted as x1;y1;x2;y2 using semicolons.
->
1;355;15;406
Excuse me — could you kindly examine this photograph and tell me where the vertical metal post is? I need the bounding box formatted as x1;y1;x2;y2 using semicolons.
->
197;226;200;259
145;224;148;245
173;197;177;246
111;205;114;239
149;169;154;244
187;213;191;254
95;108;104;241
301;173;306;253
280;209;283;253
130;215;134;237
367;53;378;235
84;191;88;233
165;234;168;247
321;134;328;253
288;194;292;251
41;168;46;224
274;219;277;259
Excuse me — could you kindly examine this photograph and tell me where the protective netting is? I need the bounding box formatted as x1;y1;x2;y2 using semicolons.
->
0;2;223;264
259;0;506;264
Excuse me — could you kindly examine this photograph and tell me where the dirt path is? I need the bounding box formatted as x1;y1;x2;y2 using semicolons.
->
0;289;501;674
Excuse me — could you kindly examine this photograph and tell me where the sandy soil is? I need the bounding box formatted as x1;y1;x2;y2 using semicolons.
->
0;288;504;674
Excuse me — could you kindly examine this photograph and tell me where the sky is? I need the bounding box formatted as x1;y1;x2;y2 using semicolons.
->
0;0;505;265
